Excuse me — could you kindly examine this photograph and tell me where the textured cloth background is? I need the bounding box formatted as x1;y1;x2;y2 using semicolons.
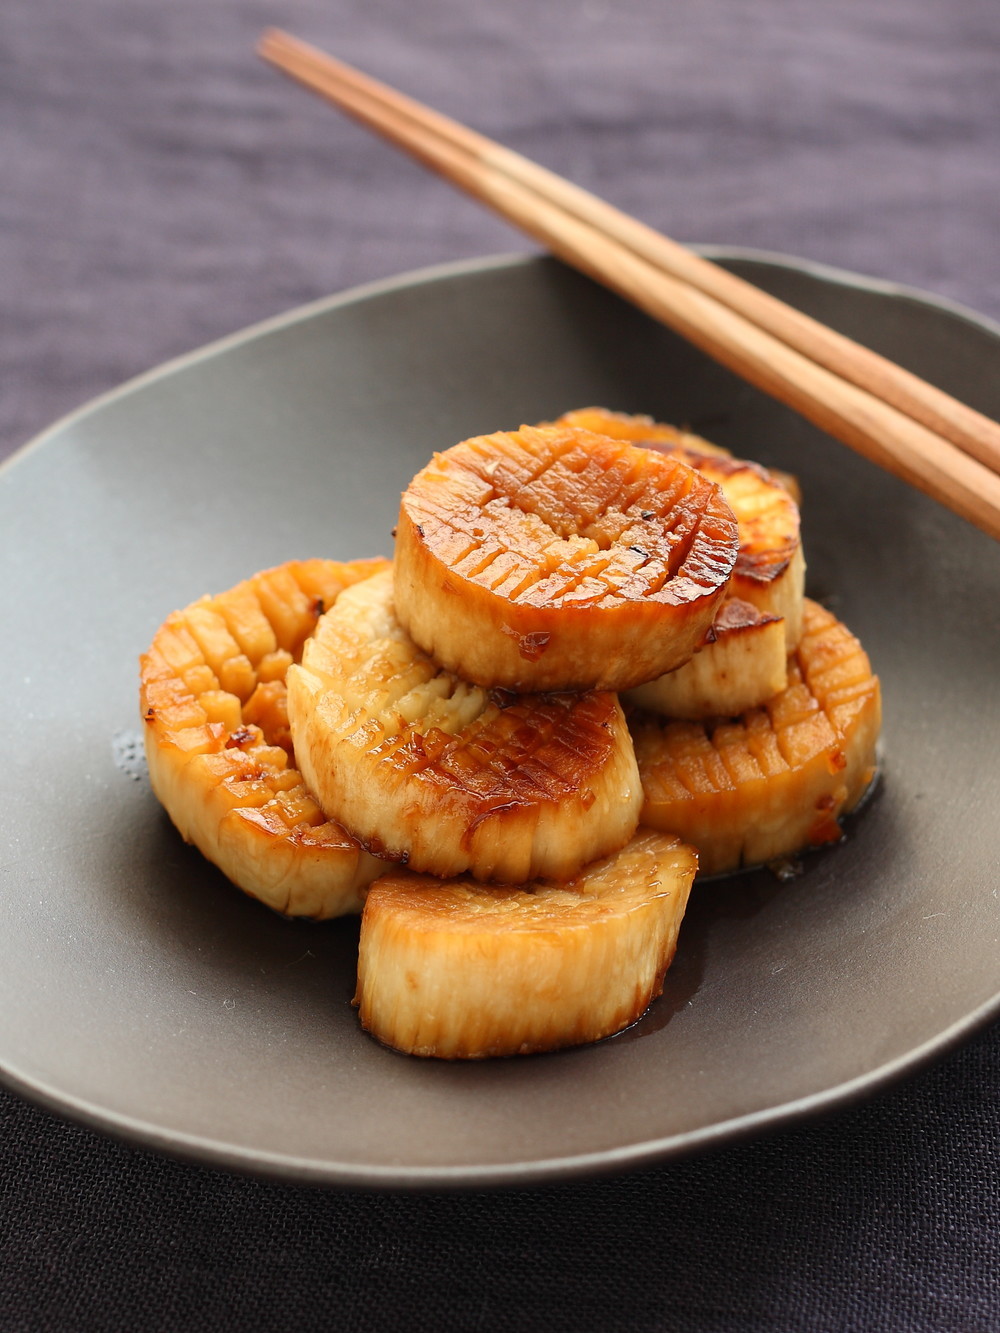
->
3;0;1000;1329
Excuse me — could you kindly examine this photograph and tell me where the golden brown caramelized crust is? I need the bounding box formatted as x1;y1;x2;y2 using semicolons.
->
668;451;804;643
631;598;881;874
555;406;802;504
552;405;733;456
356;828;697;1059
553;408;806;642
393;423;740;691
287;568;642;884
140;557;390;918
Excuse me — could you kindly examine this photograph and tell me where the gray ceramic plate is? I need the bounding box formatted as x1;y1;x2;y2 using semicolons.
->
3;251;1000;1189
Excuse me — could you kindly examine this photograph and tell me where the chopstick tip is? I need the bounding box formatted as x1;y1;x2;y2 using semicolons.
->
257;27;294;61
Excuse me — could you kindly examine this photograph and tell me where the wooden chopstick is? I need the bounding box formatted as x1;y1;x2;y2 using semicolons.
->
258;28;1000;543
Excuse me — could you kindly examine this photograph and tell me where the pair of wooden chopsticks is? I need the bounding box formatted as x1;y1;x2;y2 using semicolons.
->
259;28;1000;543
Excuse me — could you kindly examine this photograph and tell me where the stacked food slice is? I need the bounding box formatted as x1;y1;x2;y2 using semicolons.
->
392;423;740;690
631;599;881;875
141;413;881;1059
286;567;642;883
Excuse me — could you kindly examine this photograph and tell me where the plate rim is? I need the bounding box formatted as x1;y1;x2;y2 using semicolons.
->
5;244;1000;481
5;246;1000;1189
5;986;1000;1191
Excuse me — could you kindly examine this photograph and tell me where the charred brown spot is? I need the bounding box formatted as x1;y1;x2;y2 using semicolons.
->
683;451;752;479
713;598;773;632
489;686;519;710
357;830;410;863
144;707;155;722
500;626;551;661
461;801;524;850
311;598;325;618
226;727;256;749
735;548;794;583
808;816;844;847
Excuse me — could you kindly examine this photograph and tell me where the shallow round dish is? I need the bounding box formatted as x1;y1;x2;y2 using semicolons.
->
2;250;1000;1188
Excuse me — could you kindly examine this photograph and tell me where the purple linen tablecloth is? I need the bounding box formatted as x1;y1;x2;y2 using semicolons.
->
3;1;999;1328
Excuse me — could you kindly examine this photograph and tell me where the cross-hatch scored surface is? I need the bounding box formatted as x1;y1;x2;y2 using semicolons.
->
394;425;742;692
691;455;799;572
406;425;738;610
140;557;390;918
301;573;620;798
288;568;642;883
631;598;881;875
552;407;804;621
